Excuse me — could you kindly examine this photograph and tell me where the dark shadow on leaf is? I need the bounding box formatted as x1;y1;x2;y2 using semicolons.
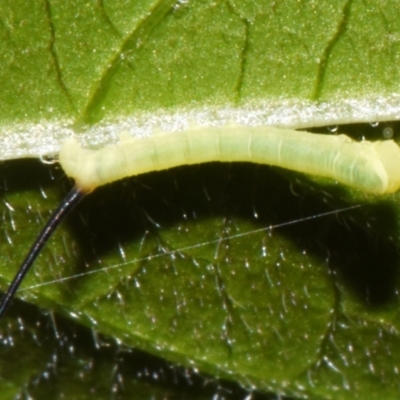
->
0;298;294;400
66;161;400;309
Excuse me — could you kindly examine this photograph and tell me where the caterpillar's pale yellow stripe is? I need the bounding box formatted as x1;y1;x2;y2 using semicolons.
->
59;125;400;195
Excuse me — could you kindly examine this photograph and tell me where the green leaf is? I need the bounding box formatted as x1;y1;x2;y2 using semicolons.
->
1;1;400;399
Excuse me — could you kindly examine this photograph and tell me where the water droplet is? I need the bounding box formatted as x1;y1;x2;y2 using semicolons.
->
327;125;338;133
174;0;189;9
370;122;379;128
382;126;394;139
39;155;57;165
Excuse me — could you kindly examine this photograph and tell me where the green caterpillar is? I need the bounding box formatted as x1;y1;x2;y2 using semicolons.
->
60;125;400;194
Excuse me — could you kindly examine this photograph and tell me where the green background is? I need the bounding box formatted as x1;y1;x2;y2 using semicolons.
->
1;1;400;399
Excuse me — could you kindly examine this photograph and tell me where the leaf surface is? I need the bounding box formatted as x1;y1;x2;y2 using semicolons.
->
1;1;400;399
